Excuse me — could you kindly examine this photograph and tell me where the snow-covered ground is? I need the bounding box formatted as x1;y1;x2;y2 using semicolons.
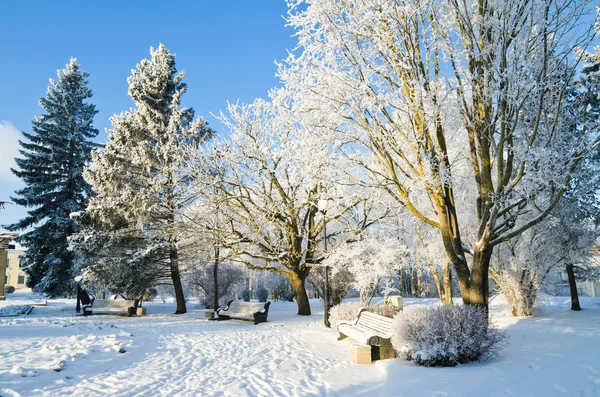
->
1;290;599;397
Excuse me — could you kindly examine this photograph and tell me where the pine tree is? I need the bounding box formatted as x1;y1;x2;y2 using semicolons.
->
85;44;213;314
7;59;99;297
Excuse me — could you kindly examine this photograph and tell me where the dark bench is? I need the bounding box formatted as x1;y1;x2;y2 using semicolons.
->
336;308;396;362
216;300;270;325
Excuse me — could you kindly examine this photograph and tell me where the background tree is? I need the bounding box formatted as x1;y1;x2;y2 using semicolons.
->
281;0;598;308
85;45;213;314
7;58;98;296
193;98;384;315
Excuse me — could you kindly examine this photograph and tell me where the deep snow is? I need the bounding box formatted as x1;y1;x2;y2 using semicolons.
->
0;290;599;397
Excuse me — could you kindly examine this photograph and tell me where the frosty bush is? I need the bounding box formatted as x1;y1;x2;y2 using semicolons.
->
240;289;251;302
142;287;158;302
4;285;15;294
256;287;268;302
391;305;506;367
329;301;396;327
186;262;243;309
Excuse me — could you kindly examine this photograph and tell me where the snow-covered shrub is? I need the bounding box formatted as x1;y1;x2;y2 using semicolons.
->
142;287;158;302
240;289;251;302
308;267;353;307
329;301;395;326
324;236;407;305
50;359;67;372
186;263;243;309
392;305;506;367
256;287;268;302
282;290;295;302
4;285;15;294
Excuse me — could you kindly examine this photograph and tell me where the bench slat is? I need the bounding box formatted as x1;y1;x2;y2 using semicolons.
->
336;308;394;346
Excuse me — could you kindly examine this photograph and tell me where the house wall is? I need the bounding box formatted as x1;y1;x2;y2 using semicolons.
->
4;244;28;290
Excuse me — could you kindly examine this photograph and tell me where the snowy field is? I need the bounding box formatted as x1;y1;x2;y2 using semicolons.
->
1;291;599;397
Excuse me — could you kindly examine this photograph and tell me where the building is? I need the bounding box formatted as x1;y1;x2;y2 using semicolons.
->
4;241;28;290
0;232;18;299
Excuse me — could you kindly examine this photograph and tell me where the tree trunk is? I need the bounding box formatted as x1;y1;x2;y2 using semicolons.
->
566;264;581;311
290;273;311;315
458;246;492;308
398;266;403;297
213;246;219;311
443;263;453;304
170;244;187;314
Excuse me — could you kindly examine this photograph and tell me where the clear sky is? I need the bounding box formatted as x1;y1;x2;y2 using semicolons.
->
0;0;297;230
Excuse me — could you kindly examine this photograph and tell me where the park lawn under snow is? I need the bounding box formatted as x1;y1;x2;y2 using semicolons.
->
1;291;599;397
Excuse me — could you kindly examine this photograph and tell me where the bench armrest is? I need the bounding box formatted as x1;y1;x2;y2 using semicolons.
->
216;299;234;315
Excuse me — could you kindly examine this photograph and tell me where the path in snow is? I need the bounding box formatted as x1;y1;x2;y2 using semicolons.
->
1;297;384;397
2;292;600;397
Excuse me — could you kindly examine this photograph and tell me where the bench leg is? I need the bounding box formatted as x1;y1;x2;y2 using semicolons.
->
253;315;268;325
373;345;396;360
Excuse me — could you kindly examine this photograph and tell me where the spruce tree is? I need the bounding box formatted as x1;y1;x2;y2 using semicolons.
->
85;44;213;314
7;59;99;297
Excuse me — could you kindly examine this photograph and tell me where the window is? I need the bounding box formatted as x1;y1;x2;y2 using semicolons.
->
6;258;10;268
8;244;15;249
18;275;25;285
19;259;24;268
4;275;8;284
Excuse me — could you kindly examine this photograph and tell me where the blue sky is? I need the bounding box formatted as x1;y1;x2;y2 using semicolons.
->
0;0;297;229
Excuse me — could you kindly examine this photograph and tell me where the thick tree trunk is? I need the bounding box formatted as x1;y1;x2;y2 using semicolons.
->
170;244;187;314
290;273;311;315
566;264;581;311
453;246;492;309
213;247;219;311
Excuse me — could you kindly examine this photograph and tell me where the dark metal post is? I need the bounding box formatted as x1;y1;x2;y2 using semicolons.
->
76;282;81;313
323;211;330;328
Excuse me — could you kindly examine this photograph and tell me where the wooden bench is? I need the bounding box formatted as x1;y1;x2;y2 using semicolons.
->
336;308;396;363
216;300;270;325
83;299;137;316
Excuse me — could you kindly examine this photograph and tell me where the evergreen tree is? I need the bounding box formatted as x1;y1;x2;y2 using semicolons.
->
7;59;99;297
85;44;213;314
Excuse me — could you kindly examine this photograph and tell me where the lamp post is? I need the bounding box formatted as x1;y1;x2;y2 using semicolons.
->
74;275;83;312
318;199;331;328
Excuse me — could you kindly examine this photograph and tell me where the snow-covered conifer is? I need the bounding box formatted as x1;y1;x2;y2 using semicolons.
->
85;45;213;314
7;59;98;297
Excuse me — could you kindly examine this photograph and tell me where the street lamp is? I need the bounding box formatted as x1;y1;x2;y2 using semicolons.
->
318;199;331;328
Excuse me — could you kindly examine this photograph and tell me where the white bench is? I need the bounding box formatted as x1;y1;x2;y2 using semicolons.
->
336;308;396;363
216;300;270;324
83;299;137;316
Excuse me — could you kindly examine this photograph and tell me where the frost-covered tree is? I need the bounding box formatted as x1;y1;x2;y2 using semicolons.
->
280;0;599;308
179;192;234;311
85;45;213;314
7;59;98;297
193;97;385;315
70;213;168;300
324;233;407;304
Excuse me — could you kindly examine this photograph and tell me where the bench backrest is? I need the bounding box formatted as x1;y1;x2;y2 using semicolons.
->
93;299;136;310
356;310;394;337
228;301;268;315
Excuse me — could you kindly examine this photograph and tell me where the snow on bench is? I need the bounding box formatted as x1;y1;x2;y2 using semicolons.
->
336;308;396;363
83;299;137;316
216;300;270;325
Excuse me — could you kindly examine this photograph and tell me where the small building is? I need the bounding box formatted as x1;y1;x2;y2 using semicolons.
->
4;241;28;290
